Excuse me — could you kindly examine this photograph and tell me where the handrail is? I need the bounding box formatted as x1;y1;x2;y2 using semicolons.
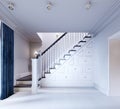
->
41;32;67;55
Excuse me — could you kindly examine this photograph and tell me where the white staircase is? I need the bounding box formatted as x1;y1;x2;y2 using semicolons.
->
32;32;93;92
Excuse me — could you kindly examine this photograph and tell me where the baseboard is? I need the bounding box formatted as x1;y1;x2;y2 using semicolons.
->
94;83;109;95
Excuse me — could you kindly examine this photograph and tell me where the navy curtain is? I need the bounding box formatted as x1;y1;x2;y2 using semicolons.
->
0;23;14;100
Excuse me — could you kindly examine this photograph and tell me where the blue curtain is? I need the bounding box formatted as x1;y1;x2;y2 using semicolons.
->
0;23;14;100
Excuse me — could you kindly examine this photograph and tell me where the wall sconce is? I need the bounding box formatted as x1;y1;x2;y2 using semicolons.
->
34;51;41;59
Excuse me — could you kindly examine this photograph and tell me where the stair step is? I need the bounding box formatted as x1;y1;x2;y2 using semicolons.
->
50;67;56;69
68;49;76;53
16;75;32;81
73;45;81;48
14;84;31;88
64;54;71;59
59;58;66;64
42;76;46;78
78;40;86;43
64;54;71;57
45;72;51;74
14;87;31;92
16;81;31;85
55;63;61;65
83;36;92;39
55;63;61;69
59;58;66;61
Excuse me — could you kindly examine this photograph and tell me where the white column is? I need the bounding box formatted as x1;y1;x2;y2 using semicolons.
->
32;59;38;94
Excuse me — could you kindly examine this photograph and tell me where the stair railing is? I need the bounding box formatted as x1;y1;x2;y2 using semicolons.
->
31;32;90;93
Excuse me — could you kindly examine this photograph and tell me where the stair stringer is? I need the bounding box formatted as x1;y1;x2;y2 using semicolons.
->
41;39;95;88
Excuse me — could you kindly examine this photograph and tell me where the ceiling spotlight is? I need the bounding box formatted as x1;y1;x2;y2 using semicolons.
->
85;1;92;10
47;1;53;10
8;1;15;10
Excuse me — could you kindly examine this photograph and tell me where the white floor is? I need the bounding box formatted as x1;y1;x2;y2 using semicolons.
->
0;88;120;109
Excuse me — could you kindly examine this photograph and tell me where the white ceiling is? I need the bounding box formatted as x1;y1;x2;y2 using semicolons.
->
0;0;120;42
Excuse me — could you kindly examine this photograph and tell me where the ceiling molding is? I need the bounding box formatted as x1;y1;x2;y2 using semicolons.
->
90;0;120;36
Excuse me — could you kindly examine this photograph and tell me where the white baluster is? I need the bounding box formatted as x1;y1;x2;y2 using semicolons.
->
49;49;51;69
42;55;44;77
45;53;47;72
47;51;49;72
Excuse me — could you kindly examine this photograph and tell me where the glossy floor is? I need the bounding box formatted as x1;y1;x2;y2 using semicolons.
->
0;88;120;109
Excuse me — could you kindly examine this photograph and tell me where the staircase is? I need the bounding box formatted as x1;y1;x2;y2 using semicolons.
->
15;32;93;92
38;33;93;87
40;33;92;78
14;75;32;92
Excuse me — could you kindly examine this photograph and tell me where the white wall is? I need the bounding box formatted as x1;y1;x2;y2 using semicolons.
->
94;14;120;95
109;39;120;96
41;40;95;87
14;31;30;85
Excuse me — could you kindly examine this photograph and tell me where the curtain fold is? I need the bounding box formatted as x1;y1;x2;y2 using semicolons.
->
0;23;14;100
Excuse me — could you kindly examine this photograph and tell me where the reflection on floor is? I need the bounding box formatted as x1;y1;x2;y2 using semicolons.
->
0;88;120;109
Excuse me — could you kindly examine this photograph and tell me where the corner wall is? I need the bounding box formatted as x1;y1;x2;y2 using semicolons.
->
14;31;30;85
94;14;120;95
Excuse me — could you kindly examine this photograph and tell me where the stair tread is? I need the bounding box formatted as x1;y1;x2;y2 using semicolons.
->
17;75;32;81
45;72;51;74
69;50;76;52
79;40;86;43
55;63;61;65
50;67;56;69
83;36;92;39
60;58;66;60
42;76;46;78
64;54;71;56
74;45;81;48
14;84;31;88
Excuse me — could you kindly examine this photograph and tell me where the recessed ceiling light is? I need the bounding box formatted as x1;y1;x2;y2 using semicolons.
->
47;1;53;10
8;1;15;10
85;1;92;10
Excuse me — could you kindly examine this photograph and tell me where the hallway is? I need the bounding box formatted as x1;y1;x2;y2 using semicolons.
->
0;88;120;109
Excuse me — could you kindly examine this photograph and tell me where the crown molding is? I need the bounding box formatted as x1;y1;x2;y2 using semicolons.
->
90;0;120;36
